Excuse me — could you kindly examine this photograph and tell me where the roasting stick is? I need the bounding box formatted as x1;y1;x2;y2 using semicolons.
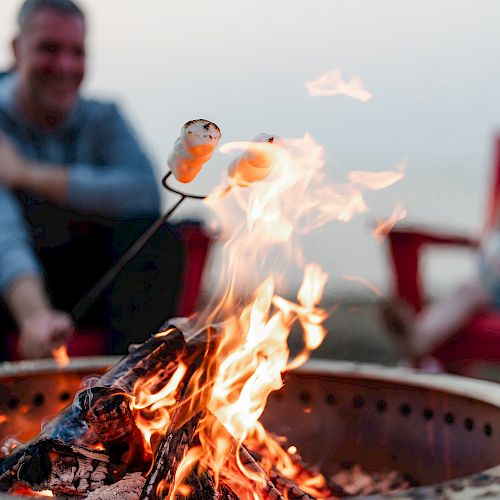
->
71;126;282;323
71;119;221;322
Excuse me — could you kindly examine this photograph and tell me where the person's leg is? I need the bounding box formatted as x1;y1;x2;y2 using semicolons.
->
410;283;492;358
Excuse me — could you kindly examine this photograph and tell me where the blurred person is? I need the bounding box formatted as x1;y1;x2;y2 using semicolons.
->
0;0;183;359
382;227;500;372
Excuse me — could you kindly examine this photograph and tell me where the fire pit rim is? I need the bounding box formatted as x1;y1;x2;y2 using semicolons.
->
1;357;500;499
298;359;500;407
2;357;500;407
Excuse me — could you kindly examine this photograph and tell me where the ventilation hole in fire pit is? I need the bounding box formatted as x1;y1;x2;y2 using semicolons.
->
484;423;493;437
444;412;455;425
326;393;336;405
464;418;474;431
59;391;71;402
7;397;19;410
376;399;387;412
423;408;434;420
399;403;411;416
33;393;45;407
299;391;310;403
353;395;364;409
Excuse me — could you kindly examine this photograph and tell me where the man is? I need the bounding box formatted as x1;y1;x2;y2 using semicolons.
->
0;0;182;359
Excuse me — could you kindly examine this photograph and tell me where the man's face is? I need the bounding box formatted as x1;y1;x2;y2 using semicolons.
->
14;8;86;120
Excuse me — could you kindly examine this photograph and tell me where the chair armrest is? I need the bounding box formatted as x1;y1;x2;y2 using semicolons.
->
387;226;479;312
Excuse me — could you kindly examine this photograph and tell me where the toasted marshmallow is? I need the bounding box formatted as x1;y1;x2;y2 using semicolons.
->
228;133;283;187
168;119;221;183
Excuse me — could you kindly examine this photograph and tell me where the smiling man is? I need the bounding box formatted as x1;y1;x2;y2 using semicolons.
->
0;0;180;359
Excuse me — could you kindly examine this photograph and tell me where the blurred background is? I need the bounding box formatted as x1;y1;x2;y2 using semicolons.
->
1;0;500;363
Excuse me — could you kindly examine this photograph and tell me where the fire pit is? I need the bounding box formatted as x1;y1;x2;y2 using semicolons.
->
0;357;499;498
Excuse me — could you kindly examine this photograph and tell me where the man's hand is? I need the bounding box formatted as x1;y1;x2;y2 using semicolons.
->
0;134;30;189
18;309;74;360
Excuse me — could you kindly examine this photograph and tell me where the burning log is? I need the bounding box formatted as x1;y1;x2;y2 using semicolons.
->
79;387;148;472
1;438;118;496
0;326;190;492
141;329;222;499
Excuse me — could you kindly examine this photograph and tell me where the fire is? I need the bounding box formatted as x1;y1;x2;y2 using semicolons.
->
343;274;383;297
131;362;188;451
374;203;407;240
51;346;69;367
127;132;404;497
305;69;373;101
347;160;406;190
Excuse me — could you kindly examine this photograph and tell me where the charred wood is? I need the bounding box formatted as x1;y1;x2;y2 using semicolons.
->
85;472;146;500
141;330;219;500
0;326;188;486
2;438;119;496
79;387;148;472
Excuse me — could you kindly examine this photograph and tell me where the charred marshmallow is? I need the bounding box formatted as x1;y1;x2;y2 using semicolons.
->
168;119;221;183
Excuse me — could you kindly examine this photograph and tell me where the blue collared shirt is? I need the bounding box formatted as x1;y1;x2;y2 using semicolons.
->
0;72;160;294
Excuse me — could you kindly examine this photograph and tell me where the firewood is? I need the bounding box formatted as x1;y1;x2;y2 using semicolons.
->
236;444;284;500
79;387;148;472
85;472;146;500
3;438;119;496
247;448;347;499
140;330;220;500
0;326;187;490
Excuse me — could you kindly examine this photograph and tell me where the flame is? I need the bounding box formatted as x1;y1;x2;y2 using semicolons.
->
343;275;383;297
129;132;405;497
374;203;407;240
347;160;406;190
131;362;187;451
0;415;8;425
51;346;69;367
305;69;373;101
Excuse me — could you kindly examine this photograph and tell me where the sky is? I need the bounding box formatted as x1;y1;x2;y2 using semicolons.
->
1;0;500;299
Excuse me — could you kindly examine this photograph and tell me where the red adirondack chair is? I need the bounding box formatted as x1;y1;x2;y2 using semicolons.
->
386;136;500;375
6;220;213;359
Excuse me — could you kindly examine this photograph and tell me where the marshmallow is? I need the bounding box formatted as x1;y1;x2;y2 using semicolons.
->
168;119;221;183
228;133;283;187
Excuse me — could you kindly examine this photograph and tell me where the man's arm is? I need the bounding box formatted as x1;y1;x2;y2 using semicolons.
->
5;276;73;359
0;188;73;359
0;134;69;203
0;104;160;219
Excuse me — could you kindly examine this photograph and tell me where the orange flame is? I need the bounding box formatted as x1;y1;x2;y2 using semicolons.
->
305;69;373;101
374;203;407;240
130;132;406;497
51;346;69;367
131;363;187;451
343;275;383;297
347;160;406;189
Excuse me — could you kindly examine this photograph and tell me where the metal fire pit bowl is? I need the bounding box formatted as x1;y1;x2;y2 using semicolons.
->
0;358;499;499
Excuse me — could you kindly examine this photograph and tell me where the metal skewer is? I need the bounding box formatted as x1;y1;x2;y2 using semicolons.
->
71;171;208;322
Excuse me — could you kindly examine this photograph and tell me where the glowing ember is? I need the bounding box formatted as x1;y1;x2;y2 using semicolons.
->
305;69;373;101
51;346;69;367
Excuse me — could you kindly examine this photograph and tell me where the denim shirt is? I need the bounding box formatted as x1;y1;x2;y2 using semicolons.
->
0;72;160;294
